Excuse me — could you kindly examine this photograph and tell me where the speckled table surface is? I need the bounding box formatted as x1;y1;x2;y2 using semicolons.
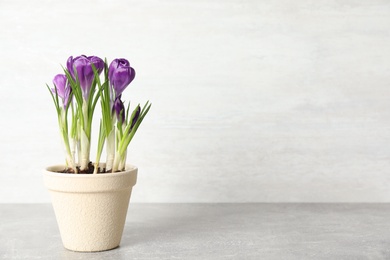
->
1;203;390;259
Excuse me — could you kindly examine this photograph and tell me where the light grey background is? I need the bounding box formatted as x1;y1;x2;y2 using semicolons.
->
1;0;390;203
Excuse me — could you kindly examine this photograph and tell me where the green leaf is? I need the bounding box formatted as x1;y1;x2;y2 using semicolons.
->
46;84;60;116
118;102;151;156
125;101;131;124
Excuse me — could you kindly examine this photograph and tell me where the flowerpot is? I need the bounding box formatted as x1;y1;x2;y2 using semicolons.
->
43;164;138;252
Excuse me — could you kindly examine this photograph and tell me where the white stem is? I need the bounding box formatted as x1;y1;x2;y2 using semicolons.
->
60;109;77;173
71;138;77;166
62;135;77;173
65;153;77;173
112;154;120;173
93;162;99;174
77;140;82;167
80;129;90;170
105;129;115;171
79;99;90;171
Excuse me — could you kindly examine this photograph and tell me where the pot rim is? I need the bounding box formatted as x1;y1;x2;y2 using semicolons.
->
43;164;138;192
44;164;137;178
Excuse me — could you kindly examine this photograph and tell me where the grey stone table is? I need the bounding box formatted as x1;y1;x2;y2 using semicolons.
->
1;204;390;259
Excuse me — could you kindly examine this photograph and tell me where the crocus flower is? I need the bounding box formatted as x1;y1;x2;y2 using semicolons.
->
108;58;135;98
67;55;104;99
112;96;125;123
52;74;72;108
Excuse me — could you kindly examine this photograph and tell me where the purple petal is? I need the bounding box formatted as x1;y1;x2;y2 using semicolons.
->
66;56;74;79
112;96;125;123
108;58;135;98
67;55;104;99
52;74;72;108
89;56;105;73
52;74;67;99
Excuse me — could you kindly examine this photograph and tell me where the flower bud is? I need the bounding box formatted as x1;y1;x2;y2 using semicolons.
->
108;58;135;98
112;96;125;124
131;105;141;130
52;74;72;108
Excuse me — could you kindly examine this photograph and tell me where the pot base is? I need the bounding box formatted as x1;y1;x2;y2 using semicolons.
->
65;245;119;253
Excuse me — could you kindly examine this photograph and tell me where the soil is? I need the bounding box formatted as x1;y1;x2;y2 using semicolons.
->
59;162;113;174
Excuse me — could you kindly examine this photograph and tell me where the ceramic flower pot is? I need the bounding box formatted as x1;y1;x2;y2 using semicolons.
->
43;164;138;252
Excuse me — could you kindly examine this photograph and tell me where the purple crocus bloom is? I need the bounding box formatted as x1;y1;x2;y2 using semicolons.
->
67;55;104;99
52;74;72;108
108;58;135;98
112;96;125;123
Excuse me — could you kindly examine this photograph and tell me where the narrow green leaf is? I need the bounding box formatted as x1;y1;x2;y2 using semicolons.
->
46;84;60;115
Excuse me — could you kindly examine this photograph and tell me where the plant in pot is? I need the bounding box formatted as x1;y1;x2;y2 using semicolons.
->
43;55;151;252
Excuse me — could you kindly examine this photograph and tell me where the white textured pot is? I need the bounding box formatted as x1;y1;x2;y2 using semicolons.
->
43;164;137;252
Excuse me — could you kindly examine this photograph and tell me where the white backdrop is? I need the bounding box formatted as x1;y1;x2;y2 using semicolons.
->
1;0;390;203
